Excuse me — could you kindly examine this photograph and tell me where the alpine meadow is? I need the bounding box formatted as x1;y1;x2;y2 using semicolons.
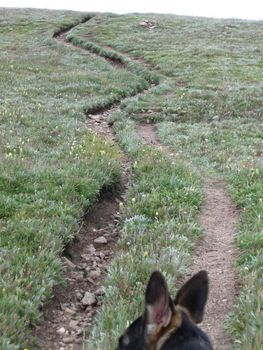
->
0;8;262;350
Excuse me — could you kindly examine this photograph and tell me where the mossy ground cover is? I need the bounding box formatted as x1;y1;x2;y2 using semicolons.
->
70;14;263;349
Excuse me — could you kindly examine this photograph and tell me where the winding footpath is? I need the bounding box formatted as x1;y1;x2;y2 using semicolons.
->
34;19;238;350
138;124;238;350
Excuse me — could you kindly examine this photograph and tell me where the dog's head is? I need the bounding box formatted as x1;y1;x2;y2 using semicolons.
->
116;270;212;350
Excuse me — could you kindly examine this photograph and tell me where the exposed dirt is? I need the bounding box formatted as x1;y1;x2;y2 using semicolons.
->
33;104;130;349
194;178;238;350
137;122;238;350
34;23;131;350
33;183;127;350
85;107;119;142
36;19;238;350
33;20;154;350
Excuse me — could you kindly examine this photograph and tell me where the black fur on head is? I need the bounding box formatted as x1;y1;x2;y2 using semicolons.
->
116;270;213;350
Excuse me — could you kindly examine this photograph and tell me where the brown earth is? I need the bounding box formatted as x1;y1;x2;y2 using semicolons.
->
33;107;130;349
34;21;238;350
137;123;238;350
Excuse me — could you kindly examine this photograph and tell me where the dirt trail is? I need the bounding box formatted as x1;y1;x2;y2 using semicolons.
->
137;123;238;350
33;22;155;350
194;178;238;350
35;18;238;349
33;108;129;349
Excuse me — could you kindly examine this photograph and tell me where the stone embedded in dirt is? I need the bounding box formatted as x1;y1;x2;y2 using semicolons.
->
57;327;66;335
76;291;83;301
64;307;76;316
81;253;91;262
62;257;76;269
89;269;101;279
69;319;79;329
95;286;105;296
94;236;108;244
87;244;96;253
97;251;105;260
81;291;97;306
89;115;101;123
63;336;74;344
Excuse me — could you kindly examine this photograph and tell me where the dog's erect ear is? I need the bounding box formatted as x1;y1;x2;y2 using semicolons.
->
145;271;172;328
174;270;209;324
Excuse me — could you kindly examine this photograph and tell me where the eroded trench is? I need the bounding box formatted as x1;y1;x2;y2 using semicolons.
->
33;20;156;350
34;19;238;350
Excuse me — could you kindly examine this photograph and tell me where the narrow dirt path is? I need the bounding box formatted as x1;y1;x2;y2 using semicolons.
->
33;22;156;350
33;108;129;349
194;178;238;350
137;123;238;350
35;18;238;349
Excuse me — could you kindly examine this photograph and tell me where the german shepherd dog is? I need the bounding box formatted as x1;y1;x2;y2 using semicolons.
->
116;270;213;350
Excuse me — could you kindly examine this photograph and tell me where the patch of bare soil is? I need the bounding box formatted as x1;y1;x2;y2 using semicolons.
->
33;92;130;349
85;107;119;142
193;178;238;350
137;123;238;350
137;123;168;149
33;182;127;350
33;106;130;350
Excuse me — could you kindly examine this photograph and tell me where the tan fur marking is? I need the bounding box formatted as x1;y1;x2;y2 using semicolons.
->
175;305;195;323
156;311;182;350
146;310;182;350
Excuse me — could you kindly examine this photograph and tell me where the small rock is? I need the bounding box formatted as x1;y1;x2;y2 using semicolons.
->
94;236;107;244
57;327;66;335
81;292;97;306
90;115;101;122
87;244;96;253
64;307;76;316
212;115;220;121
76;291;83;301
63;336;74;344
97;252;105;259
69;319;79;329
76;329;83;336
89;269;101;279
62;257;75;269
95;286;105;296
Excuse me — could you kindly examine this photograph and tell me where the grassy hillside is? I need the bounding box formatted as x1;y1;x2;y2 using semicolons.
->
0;8;152;349
69;14;263;349
0;9;262;350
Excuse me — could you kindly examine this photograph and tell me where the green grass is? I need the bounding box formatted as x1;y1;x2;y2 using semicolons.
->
69;14;263;349
1;8;262;350
87;111;203;349
70;14;263;123
157;119;263;349
0;8;155;349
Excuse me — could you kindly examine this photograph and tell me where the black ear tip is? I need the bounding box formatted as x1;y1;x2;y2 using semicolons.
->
146;270;168;303
149;270;166;281
197;270;208;277
194;270;209;283
147;271;167;290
